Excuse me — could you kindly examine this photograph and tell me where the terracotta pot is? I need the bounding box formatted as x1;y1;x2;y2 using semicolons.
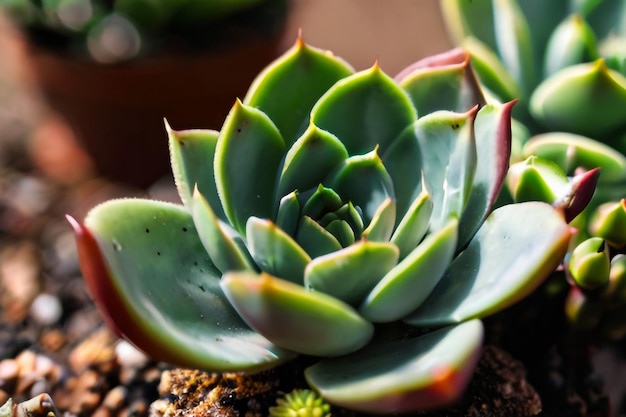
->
22;31;286;187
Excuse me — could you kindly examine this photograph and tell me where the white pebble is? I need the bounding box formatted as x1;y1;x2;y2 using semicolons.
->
115;340;149;368
29;294;63;326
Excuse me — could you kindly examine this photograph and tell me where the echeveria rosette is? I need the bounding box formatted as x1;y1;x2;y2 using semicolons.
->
69;39;577;413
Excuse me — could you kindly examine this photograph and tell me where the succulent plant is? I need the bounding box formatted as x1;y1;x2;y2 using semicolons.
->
269;389;331;417
0;0;287;63
68;38;592;413
441;0;626;337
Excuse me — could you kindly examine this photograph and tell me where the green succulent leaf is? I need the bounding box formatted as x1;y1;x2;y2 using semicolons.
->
304;240;399;305
530;60;626;137
326;219;356;247
415;108;477;231
507;156;571;204
523;132;626;183
246;217;311;284
396;48;487;114
276;191;300;238
214;101;286;236
221;272;374;357
390;189;433;259
305;320;484;414
301;185;344;221
589;199;626;247
296;216;343;258
492;0;537;94
543;14;599;77
311;64;417;156
244;38;354;146
440;0;497;52
326;148;395;225
361;198;396;242
191;188;256;273
360;219;459;323
167;125;226;220
406;202;572;326
569;237;611;289
458;101;514;247
278;125;349;199
70;199;294;372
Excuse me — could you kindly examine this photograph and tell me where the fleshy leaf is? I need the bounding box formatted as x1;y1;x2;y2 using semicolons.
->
440;0;497;52
304;241;399;305
221;272;374;357
415;108;478;231
390;189;434;259
167;125;225;219
589;200;626;247
311;64;417;156
215;101;286;236
191;188;256;273
296;216;343;258
244;37;354;146
305;320;484;414
361;198;396;242
543;14;599;77
246;217;311;284
278;125;349;199
458;101;514;247
406;202;573;326
397;48;487;114
530;60;626;137
568;237;611;289
523;132;626;183
70;199;293;372
301;185;343;221
276;191;300;238
325;219;356;247
326;148;395;225
360;219;459;323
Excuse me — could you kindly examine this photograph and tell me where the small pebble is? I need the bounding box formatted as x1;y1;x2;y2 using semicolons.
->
116;341;149;369
29;294;63;326
102;386;127;410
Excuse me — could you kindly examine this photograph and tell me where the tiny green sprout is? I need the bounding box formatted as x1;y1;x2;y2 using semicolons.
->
269;389;331;417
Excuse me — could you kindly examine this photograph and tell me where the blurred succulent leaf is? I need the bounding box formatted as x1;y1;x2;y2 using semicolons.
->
311;64;417;155
530;60;626;137
523;132;626;183
304;241;399;305
305;320;483;414
589;199;626;247
215;101;285;236
69;200;294;371
360;219;458;323
246;217;311;284
608;254;626;303
243;37;354;145
191;188;255;273
221;272;374;357
361;199;396;242
565;286;605;330
396;48;487;114
568;237;611;289
458;101;514;246
543;14;599;77
440;0;497;51
167;125;226;219
278;125;348;199
326;149;395;225
406;202;572;326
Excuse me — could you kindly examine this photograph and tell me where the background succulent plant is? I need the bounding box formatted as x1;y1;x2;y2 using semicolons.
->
69;38;591;413
441;0;626;338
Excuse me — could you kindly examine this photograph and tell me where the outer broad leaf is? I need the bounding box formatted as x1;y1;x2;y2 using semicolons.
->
361;198;396;242
305;320;484;414
397;48;486;114
304;241;399;306
221;272;374;357
360;219;458;323
70;199;293;372
458;101;514;247
167;125;226;220
244;37;354;146
405;202;573;326
214;101;285;236
246;217;311;284
311;64;417;156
